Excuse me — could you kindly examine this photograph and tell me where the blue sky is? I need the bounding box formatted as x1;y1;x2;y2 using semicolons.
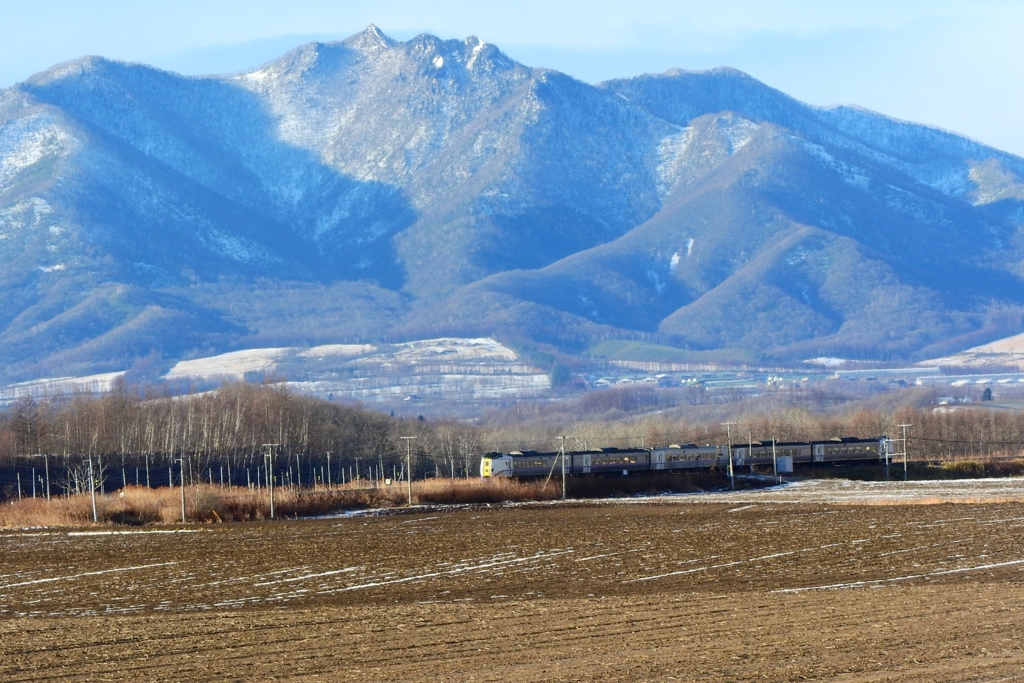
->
3;0;1023;155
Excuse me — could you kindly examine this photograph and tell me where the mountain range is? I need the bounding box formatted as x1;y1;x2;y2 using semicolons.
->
3;25;1024;383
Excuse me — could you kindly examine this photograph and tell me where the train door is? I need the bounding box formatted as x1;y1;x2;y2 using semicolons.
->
651;450;665;471
582;454;591;474
812;444;824;462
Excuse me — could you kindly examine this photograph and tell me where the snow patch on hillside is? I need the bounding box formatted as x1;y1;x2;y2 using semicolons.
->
297;344;377;359
800;141;869;191
165;348;292;381
0;372;126;402
0;197;59;243
655;128;695;198
924;331;1024;371
722;117;759;153
384;338;518;364
198;229;281;266
157;338;543;402
0;115;74;193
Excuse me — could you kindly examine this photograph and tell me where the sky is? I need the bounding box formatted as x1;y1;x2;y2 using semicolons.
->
2;0;1022;156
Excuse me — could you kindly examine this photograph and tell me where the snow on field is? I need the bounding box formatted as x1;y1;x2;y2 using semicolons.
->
0;562;180;590
67;529;200;537
774;558;1024;593
1;338;547;405
382;337;518;363
4;488;1024;618
297;344;377;359
923;331;1024;370
164;348;292;381
644;477;1024;506
157;337;546;400
0;371;126;402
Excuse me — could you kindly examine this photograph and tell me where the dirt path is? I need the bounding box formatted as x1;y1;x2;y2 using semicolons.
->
3;494;1024;681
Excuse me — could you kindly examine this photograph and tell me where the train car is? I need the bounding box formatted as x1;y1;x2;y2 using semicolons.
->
651;444;724;471
582;448;650;474
730;441;811;467
810;437;887;463
481;450;557;478
481;448;651;478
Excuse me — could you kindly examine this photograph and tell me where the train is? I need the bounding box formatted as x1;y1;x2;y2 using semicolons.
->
480;436;890;478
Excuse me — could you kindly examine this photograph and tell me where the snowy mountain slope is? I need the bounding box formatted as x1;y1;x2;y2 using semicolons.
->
419;113;1024;360
2;26;1024;381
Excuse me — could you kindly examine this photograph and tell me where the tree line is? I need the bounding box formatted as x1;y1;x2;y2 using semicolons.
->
0;381;485;498
3;380;1024;499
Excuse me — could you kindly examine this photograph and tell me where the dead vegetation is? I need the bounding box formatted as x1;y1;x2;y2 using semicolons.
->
1;473;738;528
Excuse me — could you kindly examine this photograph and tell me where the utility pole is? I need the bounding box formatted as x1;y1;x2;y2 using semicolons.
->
179;457;186;523
401;436;416;505
557;436;568;500
722;422;736;490
326;451;332;487
87;455;98;523
263;444;279;520
44;453;50;501
772;438;779;484
898;423;912;481
884;438;890;481
748;429;754;474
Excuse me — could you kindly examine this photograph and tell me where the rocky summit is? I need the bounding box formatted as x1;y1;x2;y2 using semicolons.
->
2;25;1024;382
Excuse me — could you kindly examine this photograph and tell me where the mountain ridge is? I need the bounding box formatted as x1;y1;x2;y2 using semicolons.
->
3;26;1024;382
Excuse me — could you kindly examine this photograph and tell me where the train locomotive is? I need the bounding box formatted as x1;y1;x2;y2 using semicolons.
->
480;437;889;478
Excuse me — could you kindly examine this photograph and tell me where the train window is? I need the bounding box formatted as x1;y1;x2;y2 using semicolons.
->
513;459;547;468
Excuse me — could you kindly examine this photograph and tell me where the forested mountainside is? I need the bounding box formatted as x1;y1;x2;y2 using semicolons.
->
3;25;1024;381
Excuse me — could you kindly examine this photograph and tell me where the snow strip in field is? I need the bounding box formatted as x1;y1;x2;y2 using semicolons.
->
773;558;1024;593
67;529;200;536
575;553;619;562
624;537;887;584
324;550;573;593
253;567;362;586
977;516;1024;525
625;551;796;583
0;562;181;589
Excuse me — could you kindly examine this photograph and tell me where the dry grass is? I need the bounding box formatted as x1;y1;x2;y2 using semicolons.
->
0;472;740;529
415;477;561;504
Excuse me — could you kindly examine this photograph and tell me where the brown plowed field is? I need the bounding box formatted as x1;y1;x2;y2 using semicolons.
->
4;494;1024;681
